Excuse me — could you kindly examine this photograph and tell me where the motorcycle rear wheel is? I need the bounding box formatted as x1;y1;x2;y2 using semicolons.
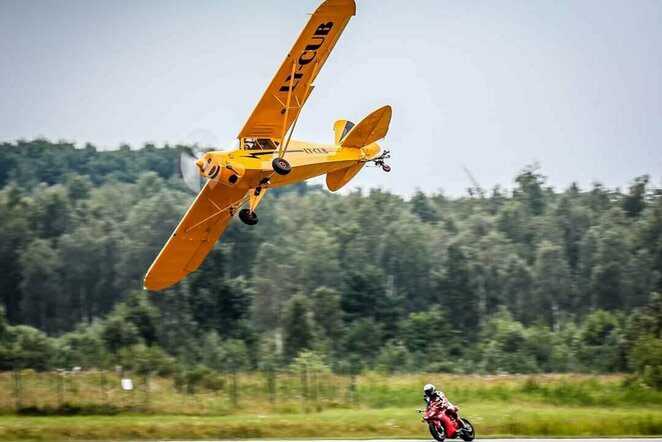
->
459;418;475;441
428;422;446;442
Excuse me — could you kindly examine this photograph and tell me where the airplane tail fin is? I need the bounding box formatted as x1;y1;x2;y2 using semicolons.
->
327;105;392;192
333;120;355;145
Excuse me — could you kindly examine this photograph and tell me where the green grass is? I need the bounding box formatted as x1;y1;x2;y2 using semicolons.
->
0;372;660;439
0;405;660;440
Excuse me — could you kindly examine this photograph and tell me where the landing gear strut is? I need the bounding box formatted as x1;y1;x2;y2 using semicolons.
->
240;184;268;226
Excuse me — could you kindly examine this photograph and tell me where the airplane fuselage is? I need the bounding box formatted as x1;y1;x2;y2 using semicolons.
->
197;138;380;190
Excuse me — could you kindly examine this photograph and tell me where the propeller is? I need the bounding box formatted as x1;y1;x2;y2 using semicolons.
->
179;146;206;194
178;129;219;194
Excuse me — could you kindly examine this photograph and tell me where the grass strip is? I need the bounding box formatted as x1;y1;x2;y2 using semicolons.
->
0;405;660;440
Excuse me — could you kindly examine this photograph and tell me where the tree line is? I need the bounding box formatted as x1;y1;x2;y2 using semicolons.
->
0;139;660;388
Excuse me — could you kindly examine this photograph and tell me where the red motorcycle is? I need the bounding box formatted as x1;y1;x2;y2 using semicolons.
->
417;396;475;442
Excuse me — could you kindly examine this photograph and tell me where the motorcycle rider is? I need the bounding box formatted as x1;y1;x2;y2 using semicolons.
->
423;383;466;429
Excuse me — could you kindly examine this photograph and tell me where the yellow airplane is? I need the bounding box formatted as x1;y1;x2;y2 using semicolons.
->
144;0;392;291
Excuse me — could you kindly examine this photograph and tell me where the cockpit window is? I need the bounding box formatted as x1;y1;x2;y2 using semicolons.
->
243;138;279;150
256;138;278;150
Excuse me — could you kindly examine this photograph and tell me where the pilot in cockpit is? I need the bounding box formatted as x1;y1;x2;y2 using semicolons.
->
243;138;258;150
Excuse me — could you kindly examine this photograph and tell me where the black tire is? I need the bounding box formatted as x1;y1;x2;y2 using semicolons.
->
382;164;391;172
272;158;291;175
459;419;475;442
428;422;445;442
238;208;258;225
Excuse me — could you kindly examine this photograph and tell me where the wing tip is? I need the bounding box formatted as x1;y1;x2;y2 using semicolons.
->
143;275;175;292
315;0;356;16
380;104;393;118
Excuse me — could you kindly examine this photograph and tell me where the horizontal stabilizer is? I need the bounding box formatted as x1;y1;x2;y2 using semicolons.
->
326;163;365;191
340;105;392;148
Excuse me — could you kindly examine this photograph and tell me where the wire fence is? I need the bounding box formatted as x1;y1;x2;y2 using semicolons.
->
3;370;653;416
0;369;363;415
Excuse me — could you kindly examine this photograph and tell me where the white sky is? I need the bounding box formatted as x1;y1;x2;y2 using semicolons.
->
1;0;661;196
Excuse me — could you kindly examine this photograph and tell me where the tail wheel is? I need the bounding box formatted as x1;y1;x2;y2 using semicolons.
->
238;209;258;225
382;164;391;172
428;422;445;442
459;419;475;442
272;158;291;175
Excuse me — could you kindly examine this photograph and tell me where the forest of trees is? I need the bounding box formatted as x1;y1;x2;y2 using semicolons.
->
0;139;660;388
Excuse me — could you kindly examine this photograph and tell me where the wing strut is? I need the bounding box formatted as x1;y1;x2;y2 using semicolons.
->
278;61;298;157
277;60;321;159
184;194;249;234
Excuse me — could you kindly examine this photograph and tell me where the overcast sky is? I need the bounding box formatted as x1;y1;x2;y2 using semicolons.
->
1;0;660;196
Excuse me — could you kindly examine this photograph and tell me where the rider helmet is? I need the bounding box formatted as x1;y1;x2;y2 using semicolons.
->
423;383;436;397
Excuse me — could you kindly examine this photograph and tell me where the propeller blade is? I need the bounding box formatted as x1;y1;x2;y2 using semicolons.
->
178;130;226;193
179;150;203;194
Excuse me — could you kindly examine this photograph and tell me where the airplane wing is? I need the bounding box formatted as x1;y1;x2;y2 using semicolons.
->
144;182;247;291
237;0;356;139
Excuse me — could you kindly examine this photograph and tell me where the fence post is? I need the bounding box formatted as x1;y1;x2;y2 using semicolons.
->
266;367;276;404
12;370;21;410
348;373;357;406
230;369;238;406
348;357;359;406
99;371;108;406
300;361;308;412
56;369;64;408
312;366;321;412
142;374;151;410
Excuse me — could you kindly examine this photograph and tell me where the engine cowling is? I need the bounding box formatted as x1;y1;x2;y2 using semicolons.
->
196;153;245;187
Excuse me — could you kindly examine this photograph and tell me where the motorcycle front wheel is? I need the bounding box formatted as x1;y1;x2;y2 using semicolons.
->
428;422;446;442
459;418;475;441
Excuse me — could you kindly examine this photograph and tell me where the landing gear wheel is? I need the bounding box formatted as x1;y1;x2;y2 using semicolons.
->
428;422;446;442
382;164;391;172
459;419;475;441
272;158;291;175
238;208;258;225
